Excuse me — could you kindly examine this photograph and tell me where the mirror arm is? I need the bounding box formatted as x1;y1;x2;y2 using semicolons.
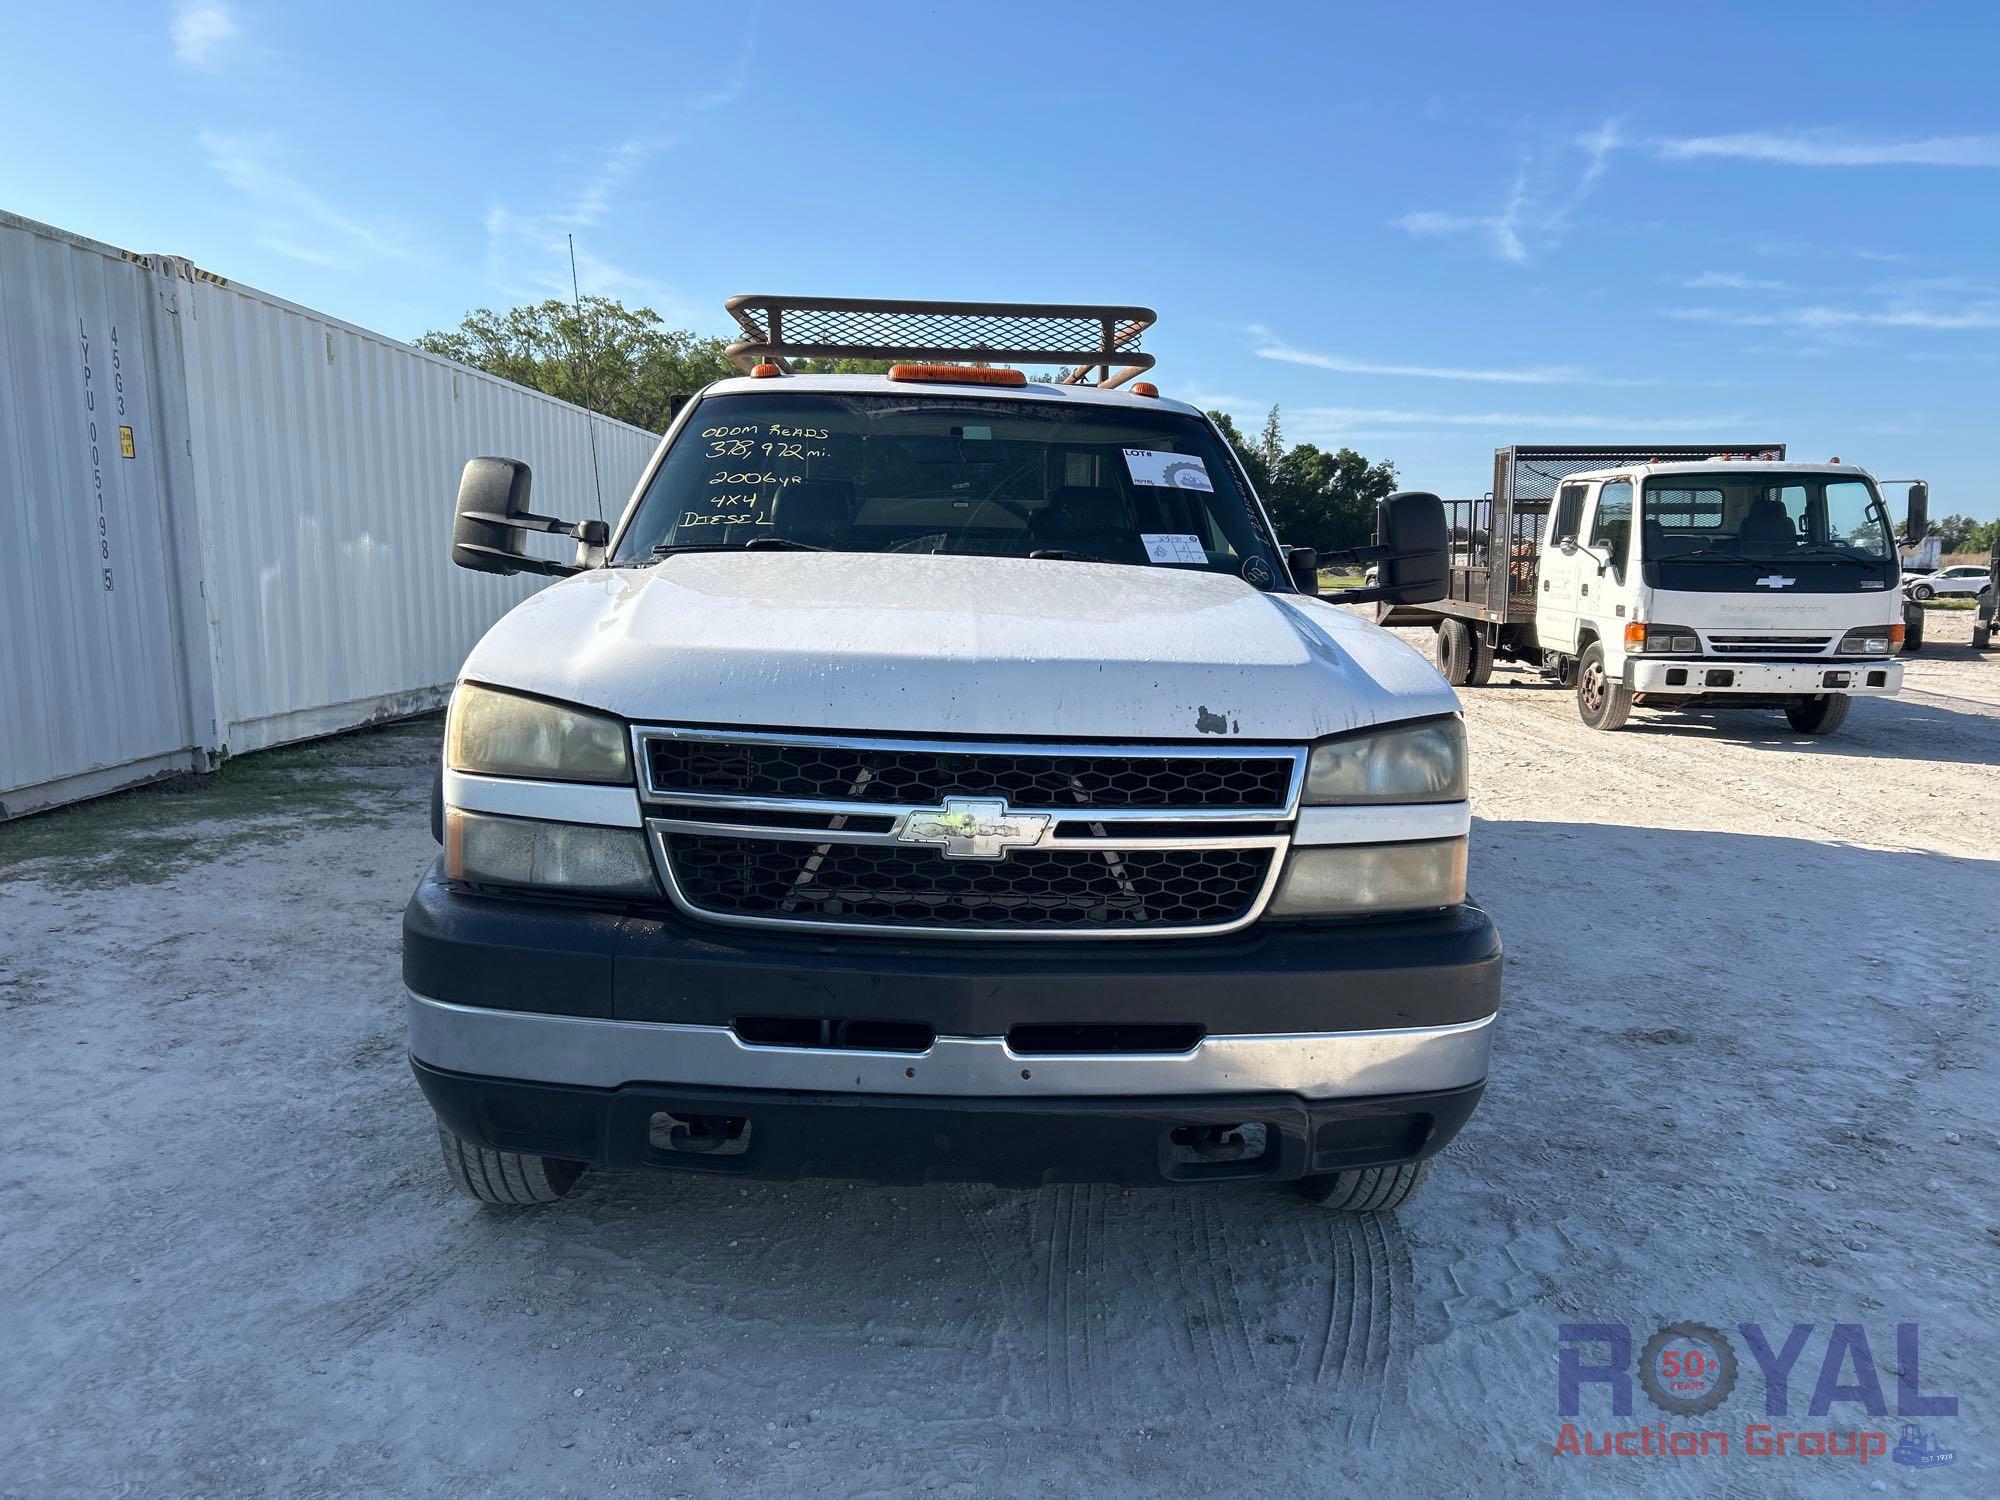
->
459;507;597;540
453;540;584;577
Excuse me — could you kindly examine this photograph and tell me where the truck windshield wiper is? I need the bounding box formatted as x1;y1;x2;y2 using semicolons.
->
649;537;826;558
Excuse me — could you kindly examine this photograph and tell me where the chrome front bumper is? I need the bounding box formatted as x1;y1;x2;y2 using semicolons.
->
406;993;1495;1102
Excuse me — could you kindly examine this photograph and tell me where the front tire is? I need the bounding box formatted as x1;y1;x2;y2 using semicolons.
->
1910;583;1934;601
1903;601;1925;654
1785;694;1850;736
1974;618;1993;650
1575;642;1632;730
1297;1160;1432;1211
436;1123;584;1206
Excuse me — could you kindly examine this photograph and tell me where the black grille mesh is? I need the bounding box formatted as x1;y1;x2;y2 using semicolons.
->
647;740;1293;810
666;835;1272;931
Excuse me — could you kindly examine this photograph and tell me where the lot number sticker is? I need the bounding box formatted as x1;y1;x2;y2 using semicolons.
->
1123;448;1214;492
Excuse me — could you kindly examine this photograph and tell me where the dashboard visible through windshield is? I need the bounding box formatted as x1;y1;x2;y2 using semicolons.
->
612;392;1287;586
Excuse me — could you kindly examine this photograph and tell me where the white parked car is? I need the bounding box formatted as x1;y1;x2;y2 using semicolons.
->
1905;566;1991;602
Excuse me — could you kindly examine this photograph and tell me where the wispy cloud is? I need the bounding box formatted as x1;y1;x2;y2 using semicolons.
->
1657;131;2000;168
1253;334;1586;385
1666;302;2000;331
1393;119;1623;266
200;132;412;267
1681;270;1789;292
171;1;242;69
1294;406;1750;433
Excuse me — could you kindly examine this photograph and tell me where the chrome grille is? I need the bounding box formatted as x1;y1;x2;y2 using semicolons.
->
1707;634;1836;656
634;729;1301;938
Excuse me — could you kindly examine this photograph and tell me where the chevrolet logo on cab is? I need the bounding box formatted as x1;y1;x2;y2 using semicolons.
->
896;798;1053;860
1755;574;1797;589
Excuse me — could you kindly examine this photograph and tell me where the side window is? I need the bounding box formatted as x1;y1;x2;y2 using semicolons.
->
1589;480;1633;573
1549;483;1588;546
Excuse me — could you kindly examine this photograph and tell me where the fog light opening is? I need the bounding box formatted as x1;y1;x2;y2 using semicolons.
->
1705;669;1734;687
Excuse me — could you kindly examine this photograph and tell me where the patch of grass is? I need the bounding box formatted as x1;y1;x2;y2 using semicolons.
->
0;714;442;890
1318;568;1367;591
1916;597;1978;611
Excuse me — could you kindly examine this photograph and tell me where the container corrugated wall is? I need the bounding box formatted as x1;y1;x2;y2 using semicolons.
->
0;210;660;817
168;262;656;756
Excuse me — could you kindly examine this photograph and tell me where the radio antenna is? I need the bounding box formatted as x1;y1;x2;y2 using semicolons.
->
569;233;607;524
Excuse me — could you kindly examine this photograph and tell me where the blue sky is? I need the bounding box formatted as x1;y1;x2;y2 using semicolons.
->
7;1;1998;518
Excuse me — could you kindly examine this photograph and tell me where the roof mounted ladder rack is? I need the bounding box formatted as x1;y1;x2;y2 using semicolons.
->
723;295;1157;387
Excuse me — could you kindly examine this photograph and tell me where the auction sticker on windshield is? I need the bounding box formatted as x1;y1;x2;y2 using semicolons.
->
1143;533;1209;564
1124;448;1214;492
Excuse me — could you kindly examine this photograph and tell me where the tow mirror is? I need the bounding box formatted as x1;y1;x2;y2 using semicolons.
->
1372;490;1450;605
451;457;597;577
1905;482;1929;542
1285;546;1320;595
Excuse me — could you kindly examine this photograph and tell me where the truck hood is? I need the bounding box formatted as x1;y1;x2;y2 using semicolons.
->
1650;585;1903;633
461;553;1456;742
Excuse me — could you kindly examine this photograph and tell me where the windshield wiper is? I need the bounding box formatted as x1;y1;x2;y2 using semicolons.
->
1027;547;1114;563
649;537;826;558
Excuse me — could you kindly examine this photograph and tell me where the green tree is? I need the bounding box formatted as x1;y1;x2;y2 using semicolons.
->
414;297;736;431
1257;404;1285;483
1266;443;1399;553
1929;513;1981;553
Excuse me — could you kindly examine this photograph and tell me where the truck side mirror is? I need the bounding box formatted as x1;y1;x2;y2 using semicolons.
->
1374;490;1450;605
1905;482;1929;542
1284;546;1320;595
451;456;593;577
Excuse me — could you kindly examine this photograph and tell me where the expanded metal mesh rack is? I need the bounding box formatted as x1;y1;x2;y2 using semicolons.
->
722;295;1157;386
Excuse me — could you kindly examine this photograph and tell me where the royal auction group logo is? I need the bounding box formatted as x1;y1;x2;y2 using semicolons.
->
1557;1321;1957;1468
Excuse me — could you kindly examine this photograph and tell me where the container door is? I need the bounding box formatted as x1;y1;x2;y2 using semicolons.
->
0;220;199;816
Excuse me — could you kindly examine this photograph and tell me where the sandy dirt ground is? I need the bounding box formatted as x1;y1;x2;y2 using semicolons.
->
3;610;1996;1497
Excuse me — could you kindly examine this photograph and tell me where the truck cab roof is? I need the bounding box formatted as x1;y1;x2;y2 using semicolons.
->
693;371;1204;419
1555;460;1877;485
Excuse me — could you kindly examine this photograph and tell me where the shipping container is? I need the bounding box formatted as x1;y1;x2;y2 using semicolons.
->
0;210;659;819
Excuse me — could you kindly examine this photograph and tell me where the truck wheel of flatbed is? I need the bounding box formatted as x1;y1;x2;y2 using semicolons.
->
1296;1160;1431;1211
1903;602;1925;654
1974;618;1992;650
1436;619;1490;687
1575;642;1631;730
1785;694;1850;737
436;1123;584;1207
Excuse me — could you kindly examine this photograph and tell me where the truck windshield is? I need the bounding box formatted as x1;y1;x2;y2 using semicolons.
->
1641;473;1895;563
612;391;1286;585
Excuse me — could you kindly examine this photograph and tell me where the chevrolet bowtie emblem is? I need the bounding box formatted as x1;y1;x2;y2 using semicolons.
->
1754;574;1796;589
896;797;1053;860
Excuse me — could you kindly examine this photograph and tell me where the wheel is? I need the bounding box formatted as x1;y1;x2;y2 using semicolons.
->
1974;619;1992;650
1467;629;1496;686
1903;602;1925;654
436;1122;584;1206
1575;642;1632;730
1435;619;1484;686
1785;694;1850;736
1297;1160;1432;1211
1910;583;1934;601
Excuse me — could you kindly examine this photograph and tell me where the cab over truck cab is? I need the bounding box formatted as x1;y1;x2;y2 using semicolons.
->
404;297;1494;1213
1388;446;1921;737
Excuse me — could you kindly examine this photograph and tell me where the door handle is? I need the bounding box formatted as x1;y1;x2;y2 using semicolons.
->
1542;579;1550;592
1581;583;1589;596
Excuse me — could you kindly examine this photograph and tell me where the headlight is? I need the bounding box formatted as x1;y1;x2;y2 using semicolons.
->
1303;717;1465;805
1629;623;1700;654
1839;625;1896;656
444;809;658;895
447;683;630;783
1267;838;1467;917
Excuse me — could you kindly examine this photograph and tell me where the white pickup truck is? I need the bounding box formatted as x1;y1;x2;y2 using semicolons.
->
402;296;1497;1214
1386;445;1922;736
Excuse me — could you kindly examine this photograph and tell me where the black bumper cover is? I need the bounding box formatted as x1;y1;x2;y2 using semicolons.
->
402;864;1502;1036
414;1060;1485;1188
